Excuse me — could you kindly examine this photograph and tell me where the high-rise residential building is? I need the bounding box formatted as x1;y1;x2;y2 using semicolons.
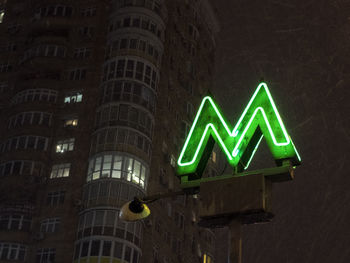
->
0;0;219;262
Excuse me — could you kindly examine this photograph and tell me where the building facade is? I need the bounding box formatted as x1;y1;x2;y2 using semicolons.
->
0;0;219;262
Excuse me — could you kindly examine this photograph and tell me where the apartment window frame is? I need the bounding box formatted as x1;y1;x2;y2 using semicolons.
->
64;92;83;103
0;135;49;152
87;153;148;189
50;163;71;178
73;47;92;59
46;191;65;206
36;248;55;263
40;218;60;233
64;118;78;127
0;160;43;177
68;68;87;80
11;89;57;105
35;5;73;17
0;214;31;231
0;243;26;261
55;138;75;153
80;7;97;17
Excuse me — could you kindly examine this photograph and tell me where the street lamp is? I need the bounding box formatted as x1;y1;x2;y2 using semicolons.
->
119;190;188;222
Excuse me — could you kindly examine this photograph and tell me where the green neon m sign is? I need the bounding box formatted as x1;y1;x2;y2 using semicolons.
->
177;82;301;178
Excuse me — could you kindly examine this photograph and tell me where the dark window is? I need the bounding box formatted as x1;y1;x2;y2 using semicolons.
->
130;39;137;49
119;105;128;120
12;161;21;174
90;240;100;256
102;241;111;256
136;62;144;80
124;246;131;262
120;39;127;49
114;242;122;258
116;60;125;77
81;241;89;257
132;18;140;27
126;61;134;78
123;17;131;27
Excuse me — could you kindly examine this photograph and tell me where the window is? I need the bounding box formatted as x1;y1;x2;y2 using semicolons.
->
91;127;151;157
11;89;57;105
103;58;158;89
46;191;65;206
109;14;163;39
0;43;17;53
96;103;154;137
64;92;83;103
74;47;92;58
20;45;66;63
8;112;52;128
0;243;26;261
0;215;31;231
81;7;96;16
0;136;48;152
0;82;7;93
108;37;161;62
0;10;4;23
55;138;75;153
211;151;216;163
0;160;43;177
64;118;78;127
0;62;12;73
170;154;176;167
203;254;213;263
36;248;55;263
35;5;72;17
76;210;142;261
40;218;60;233
50;163;71;178
180;121;190;139
78;26;94;37
69;68;86;80
87;154;148;189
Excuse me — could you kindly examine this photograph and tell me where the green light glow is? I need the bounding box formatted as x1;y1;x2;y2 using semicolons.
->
243;134;264;170
177;82;301;176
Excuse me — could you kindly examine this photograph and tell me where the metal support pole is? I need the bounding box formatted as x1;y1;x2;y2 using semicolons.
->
229;220;242;263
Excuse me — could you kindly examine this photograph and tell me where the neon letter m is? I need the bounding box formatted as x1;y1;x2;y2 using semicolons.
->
177;83;301;178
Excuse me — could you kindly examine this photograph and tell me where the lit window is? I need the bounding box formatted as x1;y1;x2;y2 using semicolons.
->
64;92;83;103
170;154;176;167
50;163;71;178
211;151;216;163
87;154;148;189
203;253;213;263
55;138;75;153
64;118;78;127
40;218;60;233
0;10;4;23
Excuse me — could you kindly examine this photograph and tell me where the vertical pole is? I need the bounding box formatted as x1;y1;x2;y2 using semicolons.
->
229;220;242;263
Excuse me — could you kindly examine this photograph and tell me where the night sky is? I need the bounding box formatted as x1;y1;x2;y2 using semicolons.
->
211;0;350;262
